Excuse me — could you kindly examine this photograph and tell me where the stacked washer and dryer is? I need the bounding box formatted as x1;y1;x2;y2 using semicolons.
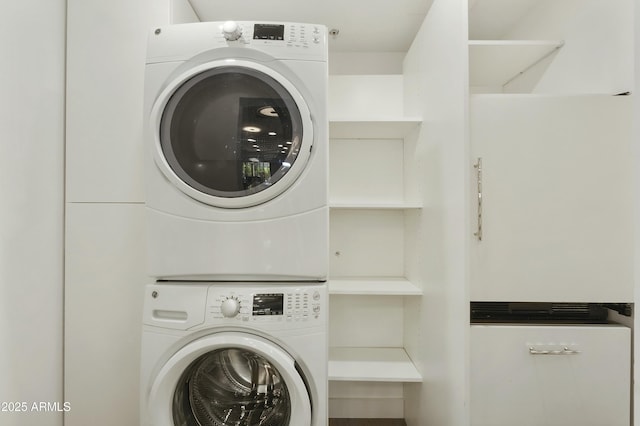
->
140;21;329;426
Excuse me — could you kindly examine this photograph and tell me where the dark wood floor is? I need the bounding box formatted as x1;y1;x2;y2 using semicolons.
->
329;420;407;426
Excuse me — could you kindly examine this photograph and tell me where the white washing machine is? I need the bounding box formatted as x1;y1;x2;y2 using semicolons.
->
140;282;327;426
143;21;328;281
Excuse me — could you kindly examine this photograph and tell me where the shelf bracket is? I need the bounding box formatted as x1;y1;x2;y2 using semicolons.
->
502;41;565;89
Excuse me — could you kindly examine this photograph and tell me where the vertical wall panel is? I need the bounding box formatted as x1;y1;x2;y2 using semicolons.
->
0;2;65;425
66;0;147;202
64;0;197;424
633;0;640;418
64;204;147;426
66;0;187;202
402;0;470;424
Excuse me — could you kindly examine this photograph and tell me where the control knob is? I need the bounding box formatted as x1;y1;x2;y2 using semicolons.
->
221;297;241;318
222;21;243;41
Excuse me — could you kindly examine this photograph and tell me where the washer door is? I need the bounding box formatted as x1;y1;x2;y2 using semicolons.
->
148;333;312;426
150;60;314;208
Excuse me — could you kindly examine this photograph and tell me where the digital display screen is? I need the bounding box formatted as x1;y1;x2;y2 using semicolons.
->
253;294;284;316
253;24;285;41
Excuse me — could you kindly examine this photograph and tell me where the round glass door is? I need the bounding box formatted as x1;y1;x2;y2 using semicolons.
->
155;62;312;208
172;348;291;425
147;333;312;426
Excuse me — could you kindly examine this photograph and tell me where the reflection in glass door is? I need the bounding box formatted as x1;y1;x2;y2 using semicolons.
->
160;66;304;200
173;348;292;426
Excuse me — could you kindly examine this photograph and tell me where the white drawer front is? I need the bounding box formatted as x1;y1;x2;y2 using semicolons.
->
471;325;630;426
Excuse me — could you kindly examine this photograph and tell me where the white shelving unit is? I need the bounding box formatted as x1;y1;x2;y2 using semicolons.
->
327;75;423;387
329;202;422;210
329;277;422;296
329;118;422;139
329;347;422;383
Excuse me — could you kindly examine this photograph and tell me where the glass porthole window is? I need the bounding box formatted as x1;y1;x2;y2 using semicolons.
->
158;65;306;206
172;348;291;426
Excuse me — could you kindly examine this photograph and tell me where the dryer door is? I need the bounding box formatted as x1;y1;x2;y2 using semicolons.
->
148;333;312;426
150;60;314;209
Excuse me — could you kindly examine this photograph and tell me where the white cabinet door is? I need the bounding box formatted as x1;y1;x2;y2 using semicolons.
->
471;324;630;426
470;95;633;302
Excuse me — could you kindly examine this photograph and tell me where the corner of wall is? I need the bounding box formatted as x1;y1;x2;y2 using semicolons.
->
171;0;200;24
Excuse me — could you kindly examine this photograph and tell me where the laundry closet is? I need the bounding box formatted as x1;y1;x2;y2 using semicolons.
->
58;0;639;426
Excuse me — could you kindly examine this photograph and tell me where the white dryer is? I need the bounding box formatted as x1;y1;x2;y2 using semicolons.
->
143;21;328;281
140;282;327;426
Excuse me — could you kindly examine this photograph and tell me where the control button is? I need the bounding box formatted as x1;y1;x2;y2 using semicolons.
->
220;297;241;318
313;291;321;301
313;305;321;314
222;21;243;41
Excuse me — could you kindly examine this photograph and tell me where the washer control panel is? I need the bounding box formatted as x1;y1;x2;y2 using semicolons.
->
207;285;324;325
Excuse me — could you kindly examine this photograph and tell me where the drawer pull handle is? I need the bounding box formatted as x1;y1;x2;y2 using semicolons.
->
529;347;580;355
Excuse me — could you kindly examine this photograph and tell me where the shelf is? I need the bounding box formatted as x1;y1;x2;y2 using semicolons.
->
329;202;422;210
329;347;422;382
329;118;422;139
329;277;422;296
469;40;564;89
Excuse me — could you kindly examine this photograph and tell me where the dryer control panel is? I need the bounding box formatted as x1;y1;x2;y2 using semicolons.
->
147;21;327;64
224;21;325;49
206;284;325;327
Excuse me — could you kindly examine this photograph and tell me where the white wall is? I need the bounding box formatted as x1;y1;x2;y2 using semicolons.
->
329;52;405;75
402;0;470;424
64;1;197;425
0;2;65;426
